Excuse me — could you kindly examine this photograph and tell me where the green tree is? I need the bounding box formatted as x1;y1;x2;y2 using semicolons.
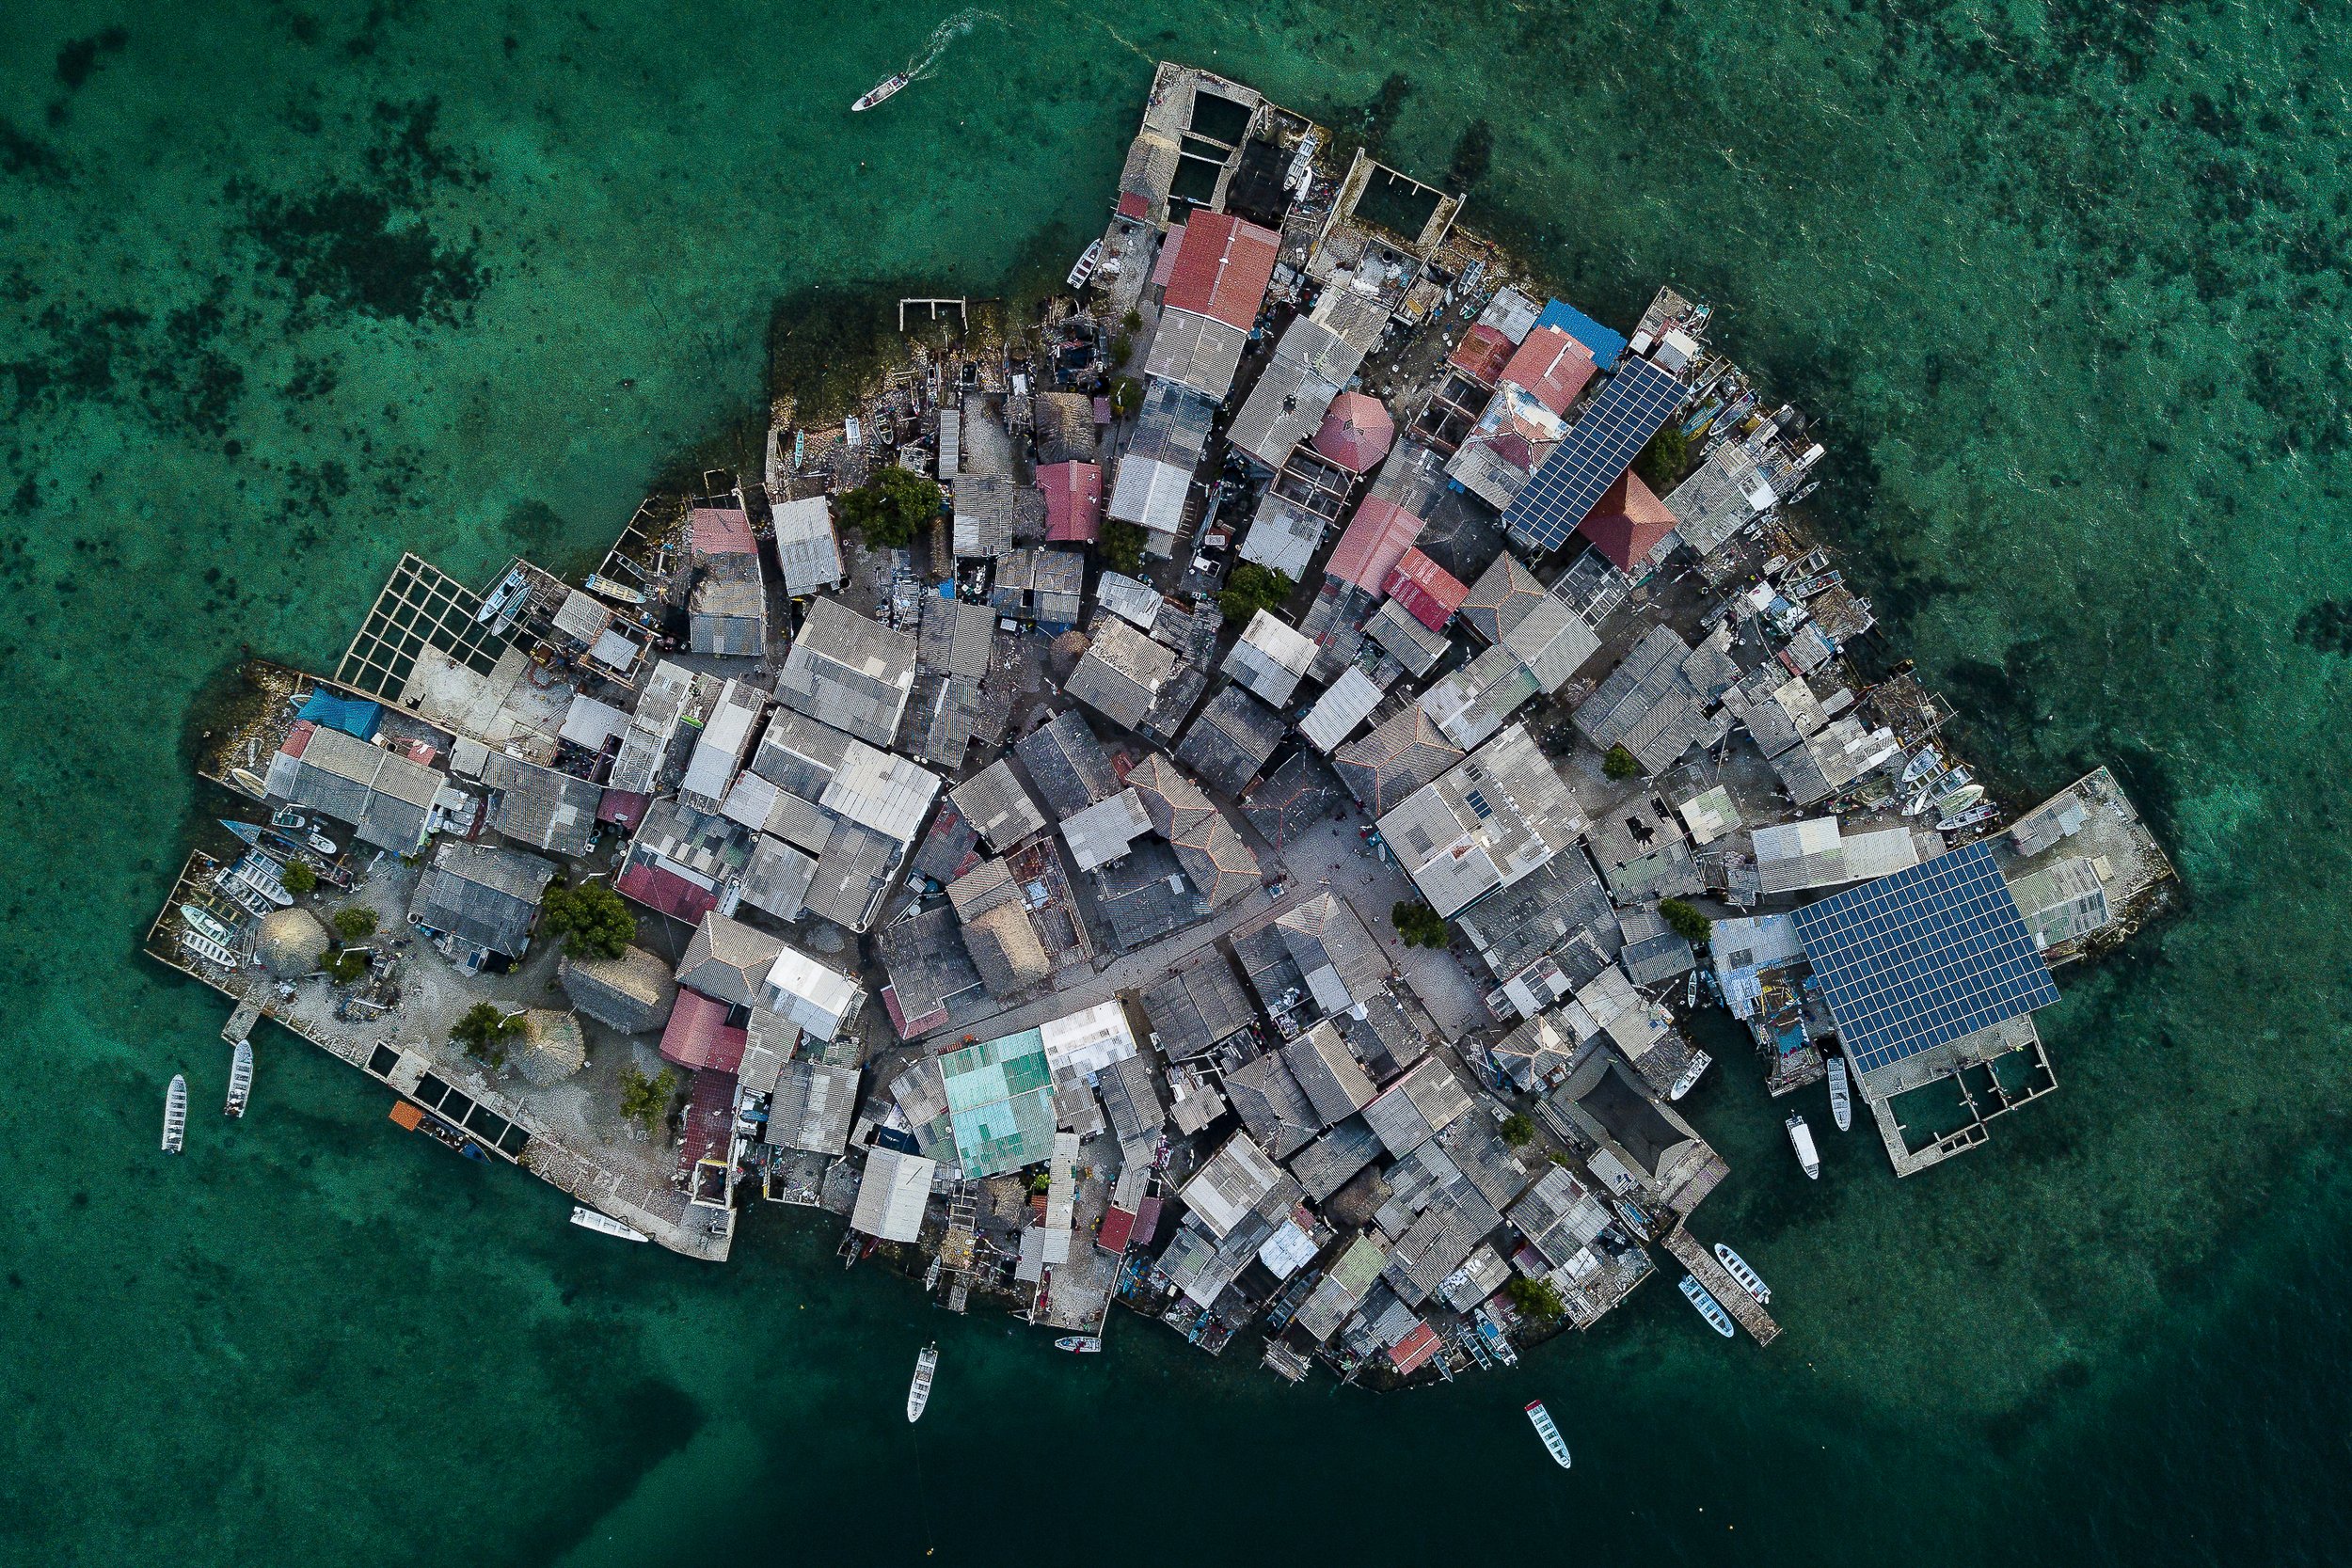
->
1391;900;1449;949
281;860;318;895
1499;1112;1536;1147
318;947;369;985
1634;425;1690;489
452;1002;525;1067
837;466;941;549
332;906;378;941
1107;375;1143;418
1602;744;1642;781
619;1064;678;1137
1100;519;1147;577
1107;331;1133;367
1505;1274;1565;1325
539;881;636;959
1659;898;1713;945
1120;308;1143;333
1217;562;1294;625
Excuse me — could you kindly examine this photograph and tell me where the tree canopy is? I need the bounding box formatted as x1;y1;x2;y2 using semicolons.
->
1659;898;1713;945
1602;743;1642;781
837;466;941;549
1499;1112;1536;1147
1100;519;1147;577
318;947;369;986
1506;1274;1566;1325
332;906;378;941
539;881;636;959
619;1065;678;1136
1108;375;1143;418
452;1002;525;1066
1217;562;1294;625
281;860;318;895
1392;900;1449;949
1634;425;1691;489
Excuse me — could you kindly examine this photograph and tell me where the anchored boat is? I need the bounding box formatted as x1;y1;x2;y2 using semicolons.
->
1900;745;1942;785
907;1342;939;1421
1714;1243;1771;1306
388;1100;488;1161
1524;1401;1572;1468
162;1074;188;1154
1826;1053;1852;1132
1670;1050;1711;1101
181;903;237;948
852;72;909;112
1053;1335;1103;1354
1679;1275;1736;1338
570;1205;650;1242
1937;800;1998;832
224;1040;253;1118
1787;1112;1821;1179
1066;238;1104;290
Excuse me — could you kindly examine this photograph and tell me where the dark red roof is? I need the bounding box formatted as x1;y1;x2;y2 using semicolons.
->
1131;1195;1165;1248
1161;211;1280;332
1575;469;1678;573
616;858;720;924
1039;460;1104;543
596;788;651;829
1384;547;1470;630
1117;191;1148;220
1501;325;1597;416
1311;392;1396;473
660;987;747;1074
1448;324;1514;386
279;720;316;759
1325;497;1426;591
674;1068;739;1173
690;505;755;557
1096;1206;1136;1255
1388;1322;1442;1373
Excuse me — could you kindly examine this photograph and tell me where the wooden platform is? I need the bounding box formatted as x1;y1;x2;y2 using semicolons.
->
1662;1223;1780;1346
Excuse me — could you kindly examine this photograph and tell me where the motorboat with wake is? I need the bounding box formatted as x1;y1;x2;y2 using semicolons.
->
852;72;909;111
570;1205;650;1242
1053;1336;1103;1354
1524;1401;1572;1468
907;1342;939;1421
1679;1275;1736;1338
1713;1243;1771;1306
1787;1113;1821;1179
1826;1053;1852;1132
224;1040;252;1118
162;1075;187;1154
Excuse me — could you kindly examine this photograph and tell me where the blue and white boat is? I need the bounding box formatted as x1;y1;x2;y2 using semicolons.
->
1524;1401;1571;1468
1680;1275;1736;1338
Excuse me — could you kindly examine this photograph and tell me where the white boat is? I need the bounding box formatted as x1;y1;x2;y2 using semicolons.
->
306;831;338;857
1714;1243;1771;1306
224;854;294;909
1938;800;1999;832
907;1342;938;1421
181;903;237;947
1679;1275;1736;1338
1931;766;1977;800
852;72;910;112
271;806;309;832
224;1040;253;1118
1524;1401;1572;1468
1054;1336;1103;1354
162;1075;187;1154
1900;745;1942;784
1787;1113;1821;1180
1669;1051;1711;1101
570;1205;650;1243
180;930;242;970
1827;1053;1852;1132
1066;238;1104;290
1932;782;1985;816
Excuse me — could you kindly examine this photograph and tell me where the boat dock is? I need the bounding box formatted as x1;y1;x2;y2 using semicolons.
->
1663;1224;1779;1345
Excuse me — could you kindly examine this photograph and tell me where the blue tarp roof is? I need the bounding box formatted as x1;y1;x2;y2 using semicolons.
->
1535;299;1629;371
297;690;383;740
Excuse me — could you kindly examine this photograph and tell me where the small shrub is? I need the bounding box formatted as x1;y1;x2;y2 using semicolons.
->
281;861;318;895
1659;898;1713;945
332;906;378;941
1499;1112;1536;1147
539;881;635;960
1602;744;1641;781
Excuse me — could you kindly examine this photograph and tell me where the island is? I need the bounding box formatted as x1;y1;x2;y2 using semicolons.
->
147;61;2175;1387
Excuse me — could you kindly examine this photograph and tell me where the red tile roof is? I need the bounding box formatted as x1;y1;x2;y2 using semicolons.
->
1161;211;1280;332
659;987;748;1073
1039;460;1104;542
279;720;316;759
616;859;720;924
1388;1322;1442;1373
690;505;755;557
596;788;651;829
1117;191;1148;220
1575;469;1678;572
1501;325;1597;416
1384;547;1470;630
1448;324;1514;386
1311;391;1396;473
1096;1205;1137;1255
1325;496;1426;591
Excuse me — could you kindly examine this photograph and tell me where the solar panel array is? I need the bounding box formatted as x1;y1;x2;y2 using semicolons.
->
1502;356;1685;553
1790;843;2059;1075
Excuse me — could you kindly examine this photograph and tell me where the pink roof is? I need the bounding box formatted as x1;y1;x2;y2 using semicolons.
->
1092;395;1114;424
1389;1322;1442;1373
1311;392;1395;473
1161;211;1280;332
1039;460;1104;542
1576;470;1679;573
1325;497;1427;591
1131;1195;1165;1248
690;505;755;557
279;720;316;760
616;859;720;924
660;988;748;1073
882;984;945;1041
403;738;437;767
1501;325;1597;416
675;1068;739;1170
1448;324;1514;386
1152;221;1188;288
596;788;651;829
1384;547;1470;630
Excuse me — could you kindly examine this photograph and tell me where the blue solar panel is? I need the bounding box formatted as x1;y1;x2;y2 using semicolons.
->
1502;357;1685;553
1789;843;2059;1075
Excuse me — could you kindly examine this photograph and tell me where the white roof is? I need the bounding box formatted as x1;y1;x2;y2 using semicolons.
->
679;679;763;804
1843;825;1923;880
1037;1000;1137;1081
850;1147;936;1243
1179;1132;1282;1240
1677;784;1741;846
1096;572;1163;630
818;737;940;844
1299;666;1380;752
1257;1220;1317;1279
560;693;630;751
1061;788;1152;872
1223;610;1316;705
448;735;491;780
761;946;863;1039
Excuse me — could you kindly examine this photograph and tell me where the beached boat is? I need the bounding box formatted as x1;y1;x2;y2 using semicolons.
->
1782;569;1842;598
1679;1275;1736;1338
852;72;910;112
1931;782;1985;816
224;1040;252;1118
1900;745;1942;785
1827;1053;1852;1132
181;903;237;948
1524;1401;1572;1468
270;806;309;832
1787;1113;1821;1179
162;1075;188;1154
1714;1243;1771;1306
907;1342;938;1421
224;854;293;909
1066;238;1104;290
570;1205;650;1242
1053;1335;1103;1354
180;929;242;970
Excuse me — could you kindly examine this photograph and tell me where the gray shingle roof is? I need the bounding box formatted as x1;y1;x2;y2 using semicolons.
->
407;841;556;959
1139;949;1258;1061
1016;709;1120;819
778;598;918;747
948;760;1047;851
1173;684;1285;797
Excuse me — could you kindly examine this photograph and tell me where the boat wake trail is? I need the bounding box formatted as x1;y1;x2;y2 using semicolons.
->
904;8;1000;83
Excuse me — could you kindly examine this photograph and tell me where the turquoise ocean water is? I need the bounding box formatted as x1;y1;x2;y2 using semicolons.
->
3;2;2349;1563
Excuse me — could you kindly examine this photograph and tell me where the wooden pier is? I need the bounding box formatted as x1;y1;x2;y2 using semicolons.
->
1662;1222;1780;1346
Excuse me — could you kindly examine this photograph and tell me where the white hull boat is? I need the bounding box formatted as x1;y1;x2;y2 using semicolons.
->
1679;1275;1736;1338
907;1342;938;1421
1787;1113;1821;1180
852;72;909;112
162;1075;187;1154
1900;746;1942;785
1670;1051;1711;1101
1524;1401;1572;1468
181;903;237;947
225;1040;253;1118
1714;1243;1771;1306
1066;239;1104;290
181;930;241;970
1054;1336;1103;1354
570;1205;650;1243
1827;1053;1852;1132
307;832;339;857
1938;800;1998;832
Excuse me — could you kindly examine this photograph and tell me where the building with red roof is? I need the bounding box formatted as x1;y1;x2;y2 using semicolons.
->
1324;497;1425;593
1499;325;1597;417
1448;323;1514;387
1388;1321;1442;1374
1096;1205;1138;1255
1039;460;1104;543
1384;547;1470;631
1311;392;1396;473
615;858;721;925
659;987;749;1074
689;505;755;557
1576;469;1679;573
1160;211;1281;331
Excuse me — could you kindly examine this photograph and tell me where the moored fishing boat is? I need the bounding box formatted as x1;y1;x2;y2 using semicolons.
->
852;72;910;111
570;1205;650;1242
1670;1050;1711;1101
1053;1335;1102;1354
907;1342;938;1421
1524;1401;1572;1468
306;830;339;857
180;929;242;970
1937;800;1998;832
1066;238;1104;290
162;1075;188;1153
1787;1112;1821;1179
1826;1053;1852;1131
1713;1243;1771;1306
1679;1275;1736;1338
389;1100;488;1161
1900;745;1942;785
181;903;237;948
224;1040;253;1118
